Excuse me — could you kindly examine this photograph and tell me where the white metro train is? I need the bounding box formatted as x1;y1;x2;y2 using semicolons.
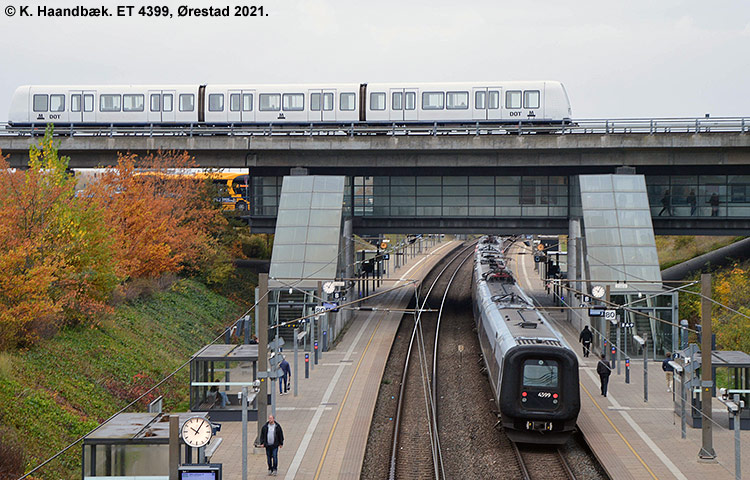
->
473;236;580;444
8;81;572;126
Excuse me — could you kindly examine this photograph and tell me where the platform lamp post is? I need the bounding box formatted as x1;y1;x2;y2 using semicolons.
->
633;334;647;402
699;273;716;461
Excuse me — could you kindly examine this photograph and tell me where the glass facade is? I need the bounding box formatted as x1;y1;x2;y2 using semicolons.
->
646;175;750;218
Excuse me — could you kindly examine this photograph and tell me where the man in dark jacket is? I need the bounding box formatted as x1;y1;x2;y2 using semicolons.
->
259;414;284;476
596;354;612;397
579;326;593;357
662;353;675;392
279;356;291;395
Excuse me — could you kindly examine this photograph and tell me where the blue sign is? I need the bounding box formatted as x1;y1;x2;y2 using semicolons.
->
323;302;340;312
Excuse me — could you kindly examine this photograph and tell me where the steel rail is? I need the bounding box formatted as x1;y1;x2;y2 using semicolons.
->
512;442;578;480
388;242;474;480
1;116;748;137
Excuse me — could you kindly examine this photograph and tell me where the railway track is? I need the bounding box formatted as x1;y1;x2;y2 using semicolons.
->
513;442;577;480
388;242;476;480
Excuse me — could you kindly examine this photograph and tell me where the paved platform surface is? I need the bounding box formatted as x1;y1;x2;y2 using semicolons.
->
209;239;460;479
513;246;747;480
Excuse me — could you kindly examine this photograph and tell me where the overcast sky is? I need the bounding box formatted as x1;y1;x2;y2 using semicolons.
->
1;0;749;121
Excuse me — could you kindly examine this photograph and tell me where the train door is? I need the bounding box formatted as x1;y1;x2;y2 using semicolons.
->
472;87;503;121
472;88;488;121
308;89;336;122
228;89;255;123
487;87;502;121
403;89;417;122
69;89;96;123
147;90;176;123
389;88;404;122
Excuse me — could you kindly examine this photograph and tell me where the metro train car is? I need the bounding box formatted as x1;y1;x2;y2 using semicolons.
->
473;236;580;444
8;81;572;126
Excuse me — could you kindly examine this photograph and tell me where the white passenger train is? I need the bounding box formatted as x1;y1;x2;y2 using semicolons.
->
473;236;580;444
8;81;572;126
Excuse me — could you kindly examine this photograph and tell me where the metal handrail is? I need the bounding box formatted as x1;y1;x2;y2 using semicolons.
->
0;117;748;138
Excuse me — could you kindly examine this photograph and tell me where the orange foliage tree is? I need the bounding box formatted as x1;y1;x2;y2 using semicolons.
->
0;127;118;349
86;151;231;283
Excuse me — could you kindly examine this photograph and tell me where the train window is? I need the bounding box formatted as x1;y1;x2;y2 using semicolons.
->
163;94;173;112
446;91;469;110
180;94;195;112
150;94;161;112
323;92;333;111
230;93;241;112
84;95;94;112
50;95;65;112
422;92;444;110
488;91;500;109
242;94;253;111
282;93;304;111
506;91;521;109
208;93;224;112
310;93;321;111
340;93;356;111
71;94;82;112
123;94;144;112
259;94;281;111
33;94;48;112
100;94;121;112
405;92;416;110
370;92;386;110
475;91;486;109
522;359;559;388
392;92;403;111
524;90;540;109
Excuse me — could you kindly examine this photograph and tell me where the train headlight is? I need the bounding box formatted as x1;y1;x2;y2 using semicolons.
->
521;391;527;397
552;393;558;399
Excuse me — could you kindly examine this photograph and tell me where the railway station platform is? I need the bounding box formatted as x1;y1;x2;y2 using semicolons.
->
209;239;461;479
514;248;749;480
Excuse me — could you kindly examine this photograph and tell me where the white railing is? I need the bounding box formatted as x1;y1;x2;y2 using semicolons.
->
0;117;748;138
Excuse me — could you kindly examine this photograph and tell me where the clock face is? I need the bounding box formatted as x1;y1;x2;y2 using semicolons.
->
181;417;212;448
592;285;606;298
323;281;335;294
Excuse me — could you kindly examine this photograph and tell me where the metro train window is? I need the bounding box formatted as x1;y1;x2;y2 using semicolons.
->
50;95;65;112
179;94;195;112
310;93;321;111
150;94;161;112
282;93;304;111
242;93;253;111
208;94;224;112
392;92;403;111
323;92;333;111
506;91;521;109
84;95;94;112
524;90;540;109
370;92;386;110
340;93;356;111
488;91;500;109
100;94;121;112
163;94;173;112
522;359;559;388
71;94;81;112
405;92;416;110
259;94;281;111
230;93;241;112
422;92;444;110
475;91;486;109
33;94;48;112
123;94;144;112
446;91;469;110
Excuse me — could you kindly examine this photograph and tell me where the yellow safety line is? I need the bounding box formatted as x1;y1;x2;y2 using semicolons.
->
580;382;660;480
313;245;441;479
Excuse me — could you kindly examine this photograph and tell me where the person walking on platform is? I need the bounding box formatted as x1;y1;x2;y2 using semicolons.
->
279;356;291;395
579;325;593;358
662;353;675;392
596;354;612;397
260;414;284;476
658;189;672;216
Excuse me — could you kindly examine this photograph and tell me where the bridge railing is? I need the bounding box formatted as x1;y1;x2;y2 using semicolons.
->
0;117;748;138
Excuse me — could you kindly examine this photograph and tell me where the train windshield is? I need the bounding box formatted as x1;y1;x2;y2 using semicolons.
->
522;359;559;388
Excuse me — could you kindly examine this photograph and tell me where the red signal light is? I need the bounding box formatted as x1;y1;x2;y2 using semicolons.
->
553;393;558;399
521;391;527;397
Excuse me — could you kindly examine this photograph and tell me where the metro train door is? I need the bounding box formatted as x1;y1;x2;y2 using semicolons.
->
403;89;417;122
161;90;176;123
147;90;176;123
308;89;336;122
69;89;96;124
472;87;502;121
389;88;404;122
228;90;255;123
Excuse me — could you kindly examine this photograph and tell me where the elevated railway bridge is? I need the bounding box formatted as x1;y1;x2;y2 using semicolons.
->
2;117;750;234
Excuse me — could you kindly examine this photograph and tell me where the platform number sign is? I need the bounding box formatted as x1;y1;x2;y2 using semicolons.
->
603;310;616;322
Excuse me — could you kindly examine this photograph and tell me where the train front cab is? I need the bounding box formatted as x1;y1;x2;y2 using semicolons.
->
499;345;580;444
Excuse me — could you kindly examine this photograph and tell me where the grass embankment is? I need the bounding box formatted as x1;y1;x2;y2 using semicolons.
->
0;279;242;480
655;235;743;270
